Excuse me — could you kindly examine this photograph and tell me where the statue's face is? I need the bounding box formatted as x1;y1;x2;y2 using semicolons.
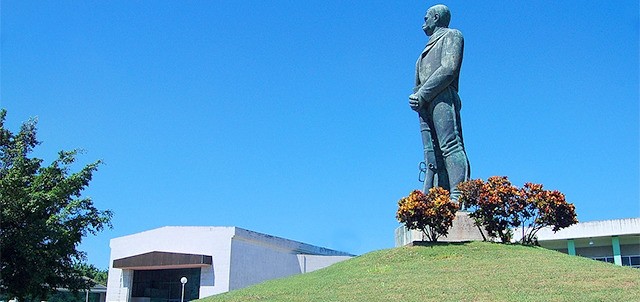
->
422;10;437;36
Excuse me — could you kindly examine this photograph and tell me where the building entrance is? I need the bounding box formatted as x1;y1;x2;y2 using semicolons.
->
131;268;200;302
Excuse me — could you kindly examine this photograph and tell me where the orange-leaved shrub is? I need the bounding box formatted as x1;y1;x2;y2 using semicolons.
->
396;187;459;242
457;176;578;244
519;182;578;244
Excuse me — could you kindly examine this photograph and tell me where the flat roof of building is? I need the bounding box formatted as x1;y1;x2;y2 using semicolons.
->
111;226;354;257
533;217;640;241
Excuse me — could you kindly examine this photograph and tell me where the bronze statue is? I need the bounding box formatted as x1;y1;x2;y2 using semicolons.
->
409;4;470;201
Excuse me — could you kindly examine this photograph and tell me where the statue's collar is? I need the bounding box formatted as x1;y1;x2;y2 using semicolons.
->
427;27;448;46
420;28;448;59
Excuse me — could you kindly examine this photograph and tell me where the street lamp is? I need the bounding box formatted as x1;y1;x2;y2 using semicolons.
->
180;277;188;302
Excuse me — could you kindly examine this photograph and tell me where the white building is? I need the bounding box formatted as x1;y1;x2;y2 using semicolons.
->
105;226;353;302
515;218;640;268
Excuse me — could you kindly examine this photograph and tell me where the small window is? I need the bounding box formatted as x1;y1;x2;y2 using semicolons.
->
631;256;640;266
621;257;630;266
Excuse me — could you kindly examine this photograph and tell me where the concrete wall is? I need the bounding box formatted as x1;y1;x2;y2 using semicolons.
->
233;227;353;256
296;255;353;273
106;227;236;302
395;212;490;246
227;235;353;291
106;268;133;302
227;227;353;291
228;237;302;290
199;266;216;297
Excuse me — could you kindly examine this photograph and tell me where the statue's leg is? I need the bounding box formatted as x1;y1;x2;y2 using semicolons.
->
432;89;470;202
455;98;471;181
433;139;449;191
418;112;438;192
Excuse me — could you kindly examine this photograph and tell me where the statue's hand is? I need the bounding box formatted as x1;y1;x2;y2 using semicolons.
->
409;94;420;111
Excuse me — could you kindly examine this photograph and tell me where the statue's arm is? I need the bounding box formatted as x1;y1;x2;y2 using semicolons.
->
416;30;464;105
409;58;422;111
414;58;421;93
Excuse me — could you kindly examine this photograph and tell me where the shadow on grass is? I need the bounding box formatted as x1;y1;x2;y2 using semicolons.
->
408;240;543;250
408;241;473;247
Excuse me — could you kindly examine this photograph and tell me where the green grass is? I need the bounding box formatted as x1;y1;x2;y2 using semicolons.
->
199;241;640;302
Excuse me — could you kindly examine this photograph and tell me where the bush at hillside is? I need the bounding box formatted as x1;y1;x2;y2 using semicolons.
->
396;187;459;242
457;176;578;244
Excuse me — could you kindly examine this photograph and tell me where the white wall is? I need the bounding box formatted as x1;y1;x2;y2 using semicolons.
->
227;234;354;291
296;255;353;273
106;269;133;302
106;227;236;302
228;237;302;291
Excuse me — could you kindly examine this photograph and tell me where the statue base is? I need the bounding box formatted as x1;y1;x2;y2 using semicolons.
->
394;211;489;246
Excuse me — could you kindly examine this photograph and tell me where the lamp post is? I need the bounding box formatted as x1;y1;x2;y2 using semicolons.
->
180;277;188;302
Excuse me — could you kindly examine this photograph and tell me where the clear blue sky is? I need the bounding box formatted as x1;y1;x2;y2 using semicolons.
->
2;1;638;268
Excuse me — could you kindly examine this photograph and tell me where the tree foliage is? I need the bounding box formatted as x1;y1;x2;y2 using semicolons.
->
0;109;113;300
74;263;108;286
457;176;578;244
396;187;459;242
457;176;522;243
519;182;578;244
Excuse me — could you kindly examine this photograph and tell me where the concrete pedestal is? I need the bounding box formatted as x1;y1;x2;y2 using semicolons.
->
394;211;488;246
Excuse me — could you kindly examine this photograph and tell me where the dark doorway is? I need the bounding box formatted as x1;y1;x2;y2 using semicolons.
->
132;268;201;302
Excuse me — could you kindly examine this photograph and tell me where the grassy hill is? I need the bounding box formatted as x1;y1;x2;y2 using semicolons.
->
199;241;640;302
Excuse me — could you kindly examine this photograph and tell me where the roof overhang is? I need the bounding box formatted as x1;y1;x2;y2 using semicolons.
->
113;251;212;270
539;234;640;249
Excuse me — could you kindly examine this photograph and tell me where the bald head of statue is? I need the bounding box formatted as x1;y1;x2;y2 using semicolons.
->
422;4;451;36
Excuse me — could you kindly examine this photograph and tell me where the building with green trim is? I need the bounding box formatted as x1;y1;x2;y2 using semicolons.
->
518;218;640;268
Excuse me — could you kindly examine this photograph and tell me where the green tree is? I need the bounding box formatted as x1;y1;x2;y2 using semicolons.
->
74;263;108;286
0;109;113;301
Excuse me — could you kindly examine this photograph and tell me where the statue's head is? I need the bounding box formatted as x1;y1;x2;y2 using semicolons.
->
423;4;451;36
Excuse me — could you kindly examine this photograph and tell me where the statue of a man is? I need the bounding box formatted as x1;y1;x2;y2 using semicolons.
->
409;4;470;201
